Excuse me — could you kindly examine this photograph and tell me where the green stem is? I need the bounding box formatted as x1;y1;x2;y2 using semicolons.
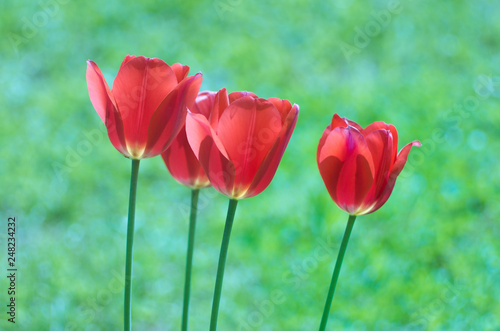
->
124;159;140;331
182;189;200;331
209;199;239;331
319;214;356;331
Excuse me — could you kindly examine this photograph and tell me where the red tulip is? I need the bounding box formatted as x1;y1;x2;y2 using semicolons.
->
161;91;214;189
186;88;299;199
86;55;202;159
317;114;421;215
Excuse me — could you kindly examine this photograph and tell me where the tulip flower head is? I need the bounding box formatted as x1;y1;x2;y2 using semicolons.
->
186;88;299;199
161;91;215;189
86;55;202;159
317;114;421;215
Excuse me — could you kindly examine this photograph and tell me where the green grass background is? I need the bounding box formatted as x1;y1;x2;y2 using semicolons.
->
1;0;499;329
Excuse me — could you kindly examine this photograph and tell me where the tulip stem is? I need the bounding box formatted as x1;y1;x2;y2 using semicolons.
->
209;199;239;331
319;214;356;331
182;188;200;331
124;159;140;331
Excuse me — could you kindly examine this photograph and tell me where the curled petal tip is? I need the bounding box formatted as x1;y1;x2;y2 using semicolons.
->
187;72;203;83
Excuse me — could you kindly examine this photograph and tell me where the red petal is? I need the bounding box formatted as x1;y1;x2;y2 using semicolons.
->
191;91;217;118
318;127;374;214
143;73;203;158
317;130;330;162
318;125;366;164
392;140;422;177
112;56;178;156
367;140;421;214
162;90;214;188
119;55;136;71
339;154;374;214
362;129;393;205
318;155;343;205
267;98;292;123
245;103;299;198
210;88;229;129
363;121;398;164
317;121;347;204
86;61;128;157
317;114;349;163
186;112;234;196
345;119;363;131
330;113;362;131
317;128;332;165
335;129;374;214
105;101;129;157
217;97;282;196
86;60;113;124
161;125;210;189
331;113;349;129
228;91;258;103
170;63;190;82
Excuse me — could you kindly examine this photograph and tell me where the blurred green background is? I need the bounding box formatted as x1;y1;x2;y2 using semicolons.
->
1;0;499;329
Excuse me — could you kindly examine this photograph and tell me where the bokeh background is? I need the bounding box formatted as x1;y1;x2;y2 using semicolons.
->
1;0;500;329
